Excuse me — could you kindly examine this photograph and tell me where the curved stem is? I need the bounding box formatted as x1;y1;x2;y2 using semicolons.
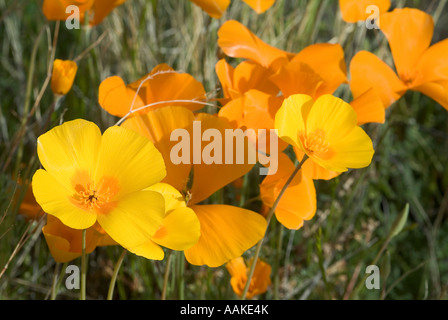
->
107;249;127;300
241;155;308;300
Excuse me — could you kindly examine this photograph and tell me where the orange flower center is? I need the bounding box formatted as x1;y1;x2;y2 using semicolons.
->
71;170;119;214
302;129;330;155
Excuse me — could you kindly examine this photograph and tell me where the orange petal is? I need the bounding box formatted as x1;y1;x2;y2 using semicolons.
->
241;0;275;14
294;148;341;181
189;0;230;18
270;61;324;99
188;113;255;205
259;152;316;229
412;39;448;86
217;20;291;70
291;43;348;95
380;8;433;81
90;0;126;26
127;64;207;113
412;80;448;111
349;88;385;125
339;0;390;23
42;0;94;21
98;76;144;118
184;204;267;267
121;106;194;193
215;59;235;103
349;50;406;108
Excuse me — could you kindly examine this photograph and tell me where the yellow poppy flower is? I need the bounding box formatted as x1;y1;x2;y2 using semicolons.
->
51;59;78;96
275;94;374;172
122;106;267;267
226;257;271;299
350;8;448;110
32;119;167;251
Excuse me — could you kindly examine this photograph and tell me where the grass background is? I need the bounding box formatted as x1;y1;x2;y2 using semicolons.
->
0;0;447;300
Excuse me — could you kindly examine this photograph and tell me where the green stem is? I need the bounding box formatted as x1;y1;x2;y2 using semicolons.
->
241;155;308;300
107;249;127;300
161;250;173;300
80;229;87;300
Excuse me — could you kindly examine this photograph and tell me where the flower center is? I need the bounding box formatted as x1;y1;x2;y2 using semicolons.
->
302;129;330;155
71;170;119;214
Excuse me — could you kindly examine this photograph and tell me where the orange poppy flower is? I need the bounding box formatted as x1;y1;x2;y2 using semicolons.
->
16;183;45;221
226;257;271;299
98;64;206;118
122;106;267;267
215;59;279;105
189;0;275;18
51;59;78;96
350;8;448;110
259;152;316;230
339;0;390;23
42;215;105;263
42;0;126;26
217;20;293;71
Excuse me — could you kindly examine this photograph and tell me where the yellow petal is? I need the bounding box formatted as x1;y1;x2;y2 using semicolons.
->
184;205;267;267
96;190;165;249
327;126;375;171
152;206;200;251
95;125;166;198
32;169;97;230
127;239;165;260
306;94;358;142
121;106;194;193
146;182;187;212
274;94;313;149
37;119;101;192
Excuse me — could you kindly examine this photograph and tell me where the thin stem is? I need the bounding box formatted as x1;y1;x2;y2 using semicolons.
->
80;229;87;300
161;250;173;300
107;249;127;300
241;155;309;300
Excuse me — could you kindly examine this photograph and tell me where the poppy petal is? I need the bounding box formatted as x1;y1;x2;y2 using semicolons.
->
96;190;165;249
349;88;385;125
121;106;194;193
95;125;166;198
184;204;267;267
412;80;448;111
32;169;97;230
189;0;230;18
339;0;390;23
98;76;144;118
241;0;275;14
349;50;406;108
380;8;433;80
217;20;291;69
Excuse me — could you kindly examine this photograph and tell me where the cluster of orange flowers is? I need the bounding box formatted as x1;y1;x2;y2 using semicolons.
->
21;0;448;299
